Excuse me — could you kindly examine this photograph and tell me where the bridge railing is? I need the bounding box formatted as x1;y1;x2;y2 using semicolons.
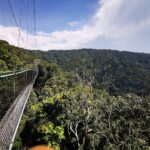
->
0;68;38;150
0;69;37;124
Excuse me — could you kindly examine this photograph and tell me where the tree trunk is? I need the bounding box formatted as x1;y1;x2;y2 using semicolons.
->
82;136;86;150
78;144;83;150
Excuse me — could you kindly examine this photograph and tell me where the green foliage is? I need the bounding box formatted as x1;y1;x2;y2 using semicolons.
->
0;40;37;70
0;59;7;71
29;49;150;96
34;63;60;95
14;68;67;150
61;76;150;150
17;67;150;150
1;39;149;150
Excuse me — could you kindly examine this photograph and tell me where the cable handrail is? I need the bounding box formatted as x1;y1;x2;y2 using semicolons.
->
0;70;22;75
0;69;35;78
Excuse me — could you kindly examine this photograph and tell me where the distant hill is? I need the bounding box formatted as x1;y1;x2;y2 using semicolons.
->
0;40;150;96
29;49;150;96
0;40;49;71
0;40;37;71
1;40;150;149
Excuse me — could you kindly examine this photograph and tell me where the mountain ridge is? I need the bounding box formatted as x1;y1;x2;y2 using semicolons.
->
0;39;150;96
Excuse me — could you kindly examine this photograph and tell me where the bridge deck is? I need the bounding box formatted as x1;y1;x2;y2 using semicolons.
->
0;82;35;150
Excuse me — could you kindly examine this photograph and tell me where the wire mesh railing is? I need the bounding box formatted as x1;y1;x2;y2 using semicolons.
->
0;69;38;150
0;69;36;122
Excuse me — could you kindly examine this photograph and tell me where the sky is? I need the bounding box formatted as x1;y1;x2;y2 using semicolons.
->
0;0;150;53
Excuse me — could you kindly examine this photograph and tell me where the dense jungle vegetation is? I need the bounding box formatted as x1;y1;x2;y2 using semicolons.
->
0;40;48;72
0;40;35;71
0;40;150;150
29;49;150;97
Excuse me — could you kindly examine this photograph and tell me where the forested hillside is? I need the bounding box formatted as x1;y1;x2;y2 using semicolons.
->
14;63;150;150
1;39;150;97
29;49;150;96
0;40;37;71
0;40;150;150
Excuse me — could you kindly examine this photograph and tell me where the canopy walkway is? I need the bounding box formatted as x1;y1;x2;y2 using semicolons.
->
0;68;38;150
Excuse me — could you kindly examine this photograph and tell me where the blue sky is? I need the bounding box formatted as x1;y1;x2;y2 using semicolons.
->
0;0;98;32
0;0;150;53
36;0;98;32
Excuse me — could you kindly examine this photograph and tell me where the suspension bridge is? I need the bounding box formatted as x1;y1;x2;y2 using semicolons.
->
0;65;38;150
0;0;38;149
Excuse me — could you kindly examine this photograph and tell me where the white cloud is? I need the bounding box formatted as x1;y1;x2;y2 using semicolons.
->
0;0;150;52
68;21;79;27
